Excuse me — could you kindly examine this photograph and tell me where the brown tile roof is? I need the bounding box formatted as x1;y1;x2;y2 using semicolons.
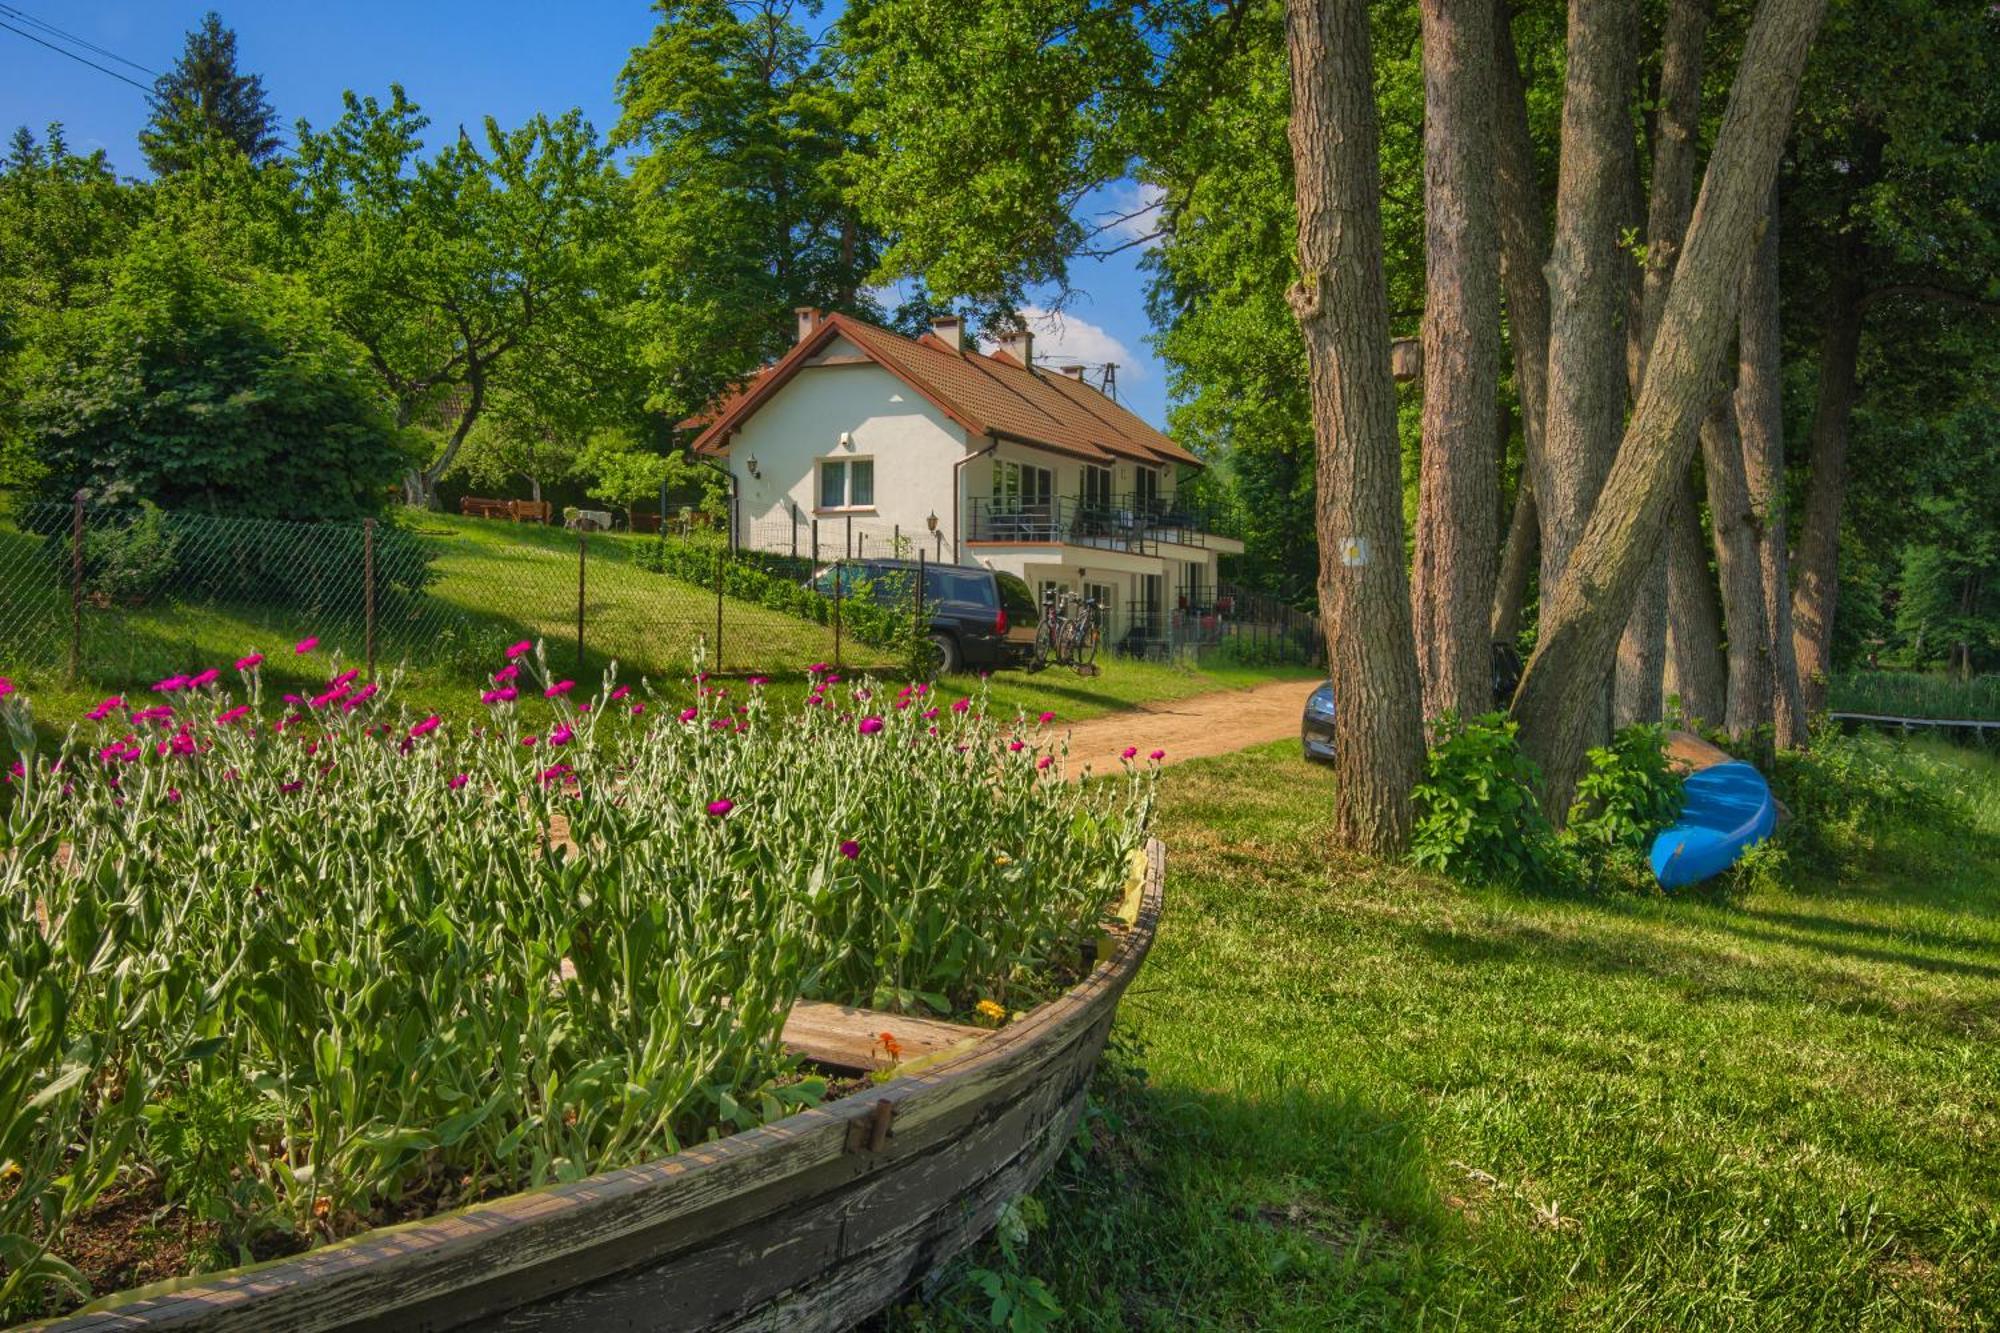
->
689;313;1202;469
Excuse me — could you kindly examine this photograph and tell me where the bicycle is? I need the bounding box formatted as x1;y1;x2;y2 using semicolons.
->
1033;589;1102;674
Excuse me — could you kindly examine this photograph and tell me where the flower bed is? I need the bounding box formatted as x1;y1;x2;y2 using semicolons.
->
0;649;1154;1320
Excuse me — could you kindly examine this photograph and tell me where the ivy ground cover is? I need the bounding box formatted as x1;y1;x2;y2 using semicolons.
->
0;649;1153;1317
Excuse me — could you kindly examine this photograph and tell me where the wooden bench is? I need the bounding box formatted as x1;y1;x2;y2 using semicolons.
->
460;497;552;523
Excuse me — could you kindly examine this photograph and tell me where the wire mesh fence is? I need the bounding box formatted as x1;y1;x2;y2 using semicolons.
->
0;494;908;696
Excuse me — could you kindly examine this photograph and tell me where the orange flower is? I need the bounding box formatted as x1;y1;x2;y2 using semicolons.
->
877;1031;903;1060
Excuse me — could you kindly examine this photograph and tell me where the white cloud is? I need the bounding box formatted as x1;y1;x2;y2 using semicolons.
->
1093;180;1166;251
983;305;1143;382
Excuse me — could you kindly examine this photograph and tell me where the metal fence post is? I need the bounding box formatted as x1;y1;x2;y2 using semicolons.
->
714;547;725;672
791;505;799;560
833;560;843;671
68;489;84;682
811;519;820;569
576;530;587;677
845;513;853;560
363;517;377;678
893;522;900;557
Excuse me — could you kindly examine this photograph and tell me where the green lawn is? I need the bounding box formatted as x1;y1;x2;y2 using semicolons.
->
908;740;2000;1329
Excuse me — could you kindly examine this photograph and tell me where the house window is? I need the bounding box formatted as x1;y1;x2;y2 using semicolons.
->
1085;580;1115;619
1134;466;1161;513
993;459;1055;539
818;457;874;510
1082;465;1112;512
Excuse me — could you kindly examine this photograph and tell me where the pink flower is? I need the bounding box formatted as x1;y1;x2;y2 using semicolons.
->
166;788;181;803
482;686;519;705
838;839;860;860
748;676;769;687
952;697;971;714
1150;749;1166;761
922;707;939;720
447;773;469;790
679;706;699;722
310;685;347;710
294;637;318;654
86;696;123;721
491;664;520;684
710;717;731;730
706;798;734;817
154;674;188;693
409;715;440;738
1038;711;1056;725
329;669;359;689
188;668;220;688
545;680;574;698
218;705;252;725
631;703;646;716
521;734;539;748
132;705;172;723
1037;755;1054;771
539;762;573;785
610;686;632;702
1008;739;1025;753
0;676;12;698
341;683;378;711
695;671;709;683
506;640;532;659
825;674;841;684
858;716;885;735
235;652;263;671
1121;746;1138;760
280;780;303;794
549;724;573;746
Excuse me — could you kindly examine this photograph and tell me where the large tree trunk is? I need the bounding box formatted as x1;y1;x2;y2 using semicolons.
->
1703;393;1770;741
1615;0;1712;726
1284;0;1427;853
1736;183;1808;748
1790;265;1865;713
1511;0;1827;812
1666;472;1728;725
1492;475;1537;643
1537;0;1641;745
1492;0;1553;505
1413;0;1502;720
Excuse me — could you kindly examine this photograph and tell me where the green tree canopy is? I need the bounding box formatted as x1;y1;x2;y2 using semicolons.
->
140;11;282;175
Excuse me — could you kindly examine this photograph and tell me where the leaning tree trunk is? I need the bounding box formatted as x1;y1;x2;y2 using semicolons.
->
1537;0;1641;746
1790;265;1865;714
1703;394;1770;742
1736;182;1808;748
1284;0;1427;853
1511;0;1827;813
1413;0;1502;720
1492;476;1538;643
1667;471;1728;725
1616;0;1712;726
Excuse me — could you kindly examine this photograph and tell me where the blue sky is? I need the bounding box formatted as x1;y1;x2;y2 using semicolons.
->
0;1;1172;426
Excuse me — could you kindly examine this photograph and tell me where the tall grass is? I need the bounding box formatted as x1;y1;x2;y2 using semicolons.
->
1828;669;2000;720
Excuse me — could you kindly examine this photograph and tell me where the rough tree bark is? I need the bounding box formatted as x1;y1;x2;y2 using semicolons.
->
1615;0;1711;725
1492;0;1553;506
1511;0;1827;812
1790;263;1865;713
1736;182;1808;748
1284;0;1427;853
1666;473;1728;724
1703;393;1770;741
1413;0;1502;720
1538;0;1641;743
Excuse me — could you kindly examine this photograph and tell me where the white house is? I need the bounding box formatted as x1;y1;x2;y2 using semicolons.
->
690;309;1242;646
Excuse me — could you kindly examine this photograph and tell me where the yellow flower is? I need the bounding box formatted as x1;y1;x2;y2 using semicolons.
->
976;999;1006;1022
993;852;1013;866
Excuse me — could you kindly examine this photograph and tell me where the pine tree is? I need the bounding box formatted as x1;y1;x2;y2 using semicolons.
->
140;12;280;175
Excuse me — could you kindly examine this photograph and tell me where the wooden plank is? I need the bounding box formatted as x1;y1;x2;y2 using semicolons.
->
1665;729;1734;773
42;842;1165;1333
1830;711;2000;732
781;1003;987;1072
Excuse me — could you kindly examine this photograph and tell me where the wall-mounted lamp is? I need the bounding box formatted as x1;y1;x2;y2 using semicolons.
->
925;510;939;533
745;454;761;480
839;431;853;449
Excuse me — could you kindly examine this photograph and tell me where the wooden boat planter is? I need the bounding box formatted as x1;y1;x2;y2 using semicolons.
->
44;841;1165;1333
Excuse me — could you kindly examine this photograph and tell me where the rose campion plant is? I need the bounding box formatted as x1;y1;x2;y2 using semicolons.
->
0;645;1153;1314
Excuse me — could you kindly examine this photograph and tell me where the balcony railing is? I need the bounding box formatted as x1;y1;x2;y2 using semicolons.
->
965;493;1238;552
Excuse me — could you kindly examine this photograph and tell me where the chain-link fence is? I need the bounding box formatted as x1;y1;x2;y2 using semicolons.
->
0;494;910;694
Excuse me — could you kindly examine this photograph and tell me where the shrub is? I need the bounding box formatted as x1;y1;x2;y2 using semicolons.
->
1771;725;1961;873
1564;722;1684;886
1410;712;1565;887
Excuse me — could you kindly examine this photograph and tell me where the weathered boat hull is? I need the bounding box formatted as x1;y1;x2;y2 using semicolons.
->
43;841;1165;1333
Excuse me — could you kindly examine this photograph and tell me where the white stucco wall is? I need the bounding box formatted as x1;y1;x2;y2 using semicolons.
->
723;360;971;558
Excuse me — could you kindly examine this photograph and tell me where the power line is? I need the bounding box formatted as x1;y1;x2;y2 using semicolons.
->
0;13;153;94
0;3;156;76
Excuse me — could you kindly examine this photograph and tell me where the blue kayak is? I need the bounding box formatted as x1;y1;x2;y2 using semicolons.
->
1649;760;1777;887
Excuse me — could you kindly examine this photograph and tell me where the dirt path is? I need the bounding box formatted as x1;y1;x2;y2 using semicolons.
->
1055;677;1321;777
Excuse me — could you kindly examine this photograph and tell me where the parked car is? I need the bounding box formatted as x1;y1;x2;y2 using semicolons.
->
812;559;1040;674
1302;641;1524;763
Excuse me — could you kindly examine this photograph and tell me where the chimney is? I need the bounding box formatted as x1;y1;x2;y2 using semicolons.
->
930;313;964;351
795;307;824;344
1059;364;1086;382
997;326;1034;367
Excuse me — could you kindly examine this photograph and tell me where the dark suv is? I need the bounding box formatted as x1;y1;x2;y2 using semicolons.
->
1302;641;1524;763
812;560;1040;673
